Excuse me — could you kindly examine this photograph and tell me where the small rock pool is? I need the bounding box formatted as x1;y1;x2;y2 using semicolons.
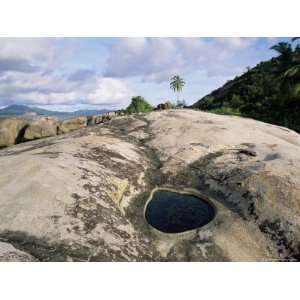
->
145;189;215;234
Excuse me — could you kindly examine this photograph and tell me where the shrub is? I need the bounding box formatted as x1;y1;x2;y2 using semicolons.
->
126;96;153;113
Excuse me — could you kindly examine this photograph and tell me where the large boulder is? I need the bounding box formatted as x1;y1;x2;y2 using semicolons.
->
0;125;156;261
24;117;59;141
0;118;29;148
102;111;115;122
156;101;173;110
87;114;103;126
0;109;300;261
58;116;87;134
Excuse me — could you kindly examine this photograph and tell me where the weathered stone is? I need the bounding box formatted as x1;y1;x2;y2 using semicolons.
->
0;118;29;148
0;109;299;261
106;111;115;118
116;110;126;116
24;117;59;140
101;111;115;122
0;241;37;262
87;115;103;126
156;102;173;110
58;116;87;134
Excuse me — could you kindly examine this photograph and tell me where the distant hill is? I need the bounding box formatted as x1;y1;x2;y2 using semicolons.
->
0;105;111;119
192;41;300;133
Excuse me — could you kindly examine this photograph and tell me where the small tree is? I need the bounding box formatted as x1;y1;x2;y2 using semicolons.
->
170;75;185;103
126;96;153;113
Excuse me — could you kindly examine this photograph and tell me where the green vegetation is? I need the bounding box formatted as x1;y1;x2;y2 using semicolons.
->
170;75;185;103
193;39;300;132
208;107;241;116
126;96;154;113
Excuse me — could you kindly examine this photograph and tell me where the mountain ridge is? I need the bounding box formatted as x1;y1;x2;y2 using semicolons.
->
0;104;111;119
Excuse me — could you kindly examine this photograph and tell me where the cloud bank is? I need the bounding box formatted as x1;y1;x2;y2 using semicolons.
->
0;37;275;110
0;38;133;108
104;37;258;82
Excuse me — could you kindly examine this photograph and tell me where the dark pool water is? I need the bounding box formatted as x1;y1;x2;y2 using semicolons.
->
145;190;215;234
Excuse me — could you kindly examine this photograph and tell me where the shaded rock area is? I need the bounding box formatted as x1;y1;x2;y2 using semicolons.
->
0;241;37;262
0;118;29;148
0;109;300;261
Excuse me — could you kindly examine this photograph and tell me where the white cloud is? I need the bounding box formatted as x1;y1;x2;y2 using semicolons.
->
0;38;134;109
0;37;266;110
0;38;60;72
105;37;258;82
217;37;258;49
0;70;132;108
86;77;132;106
0;38;54;61
0;38;77;74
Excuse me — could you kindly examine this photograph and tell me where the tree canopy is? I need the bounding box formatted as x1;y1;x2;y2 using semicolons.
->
193;39;300;132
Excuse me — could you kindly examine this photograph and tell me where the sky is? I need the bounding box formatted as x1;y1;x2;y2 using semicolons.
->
0;37;290;111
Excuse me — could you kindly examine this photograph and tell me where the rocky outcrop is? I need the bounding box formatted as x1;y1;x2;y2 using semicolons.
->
0;112;119;148
0;124;158;262
115;110;126;116
156;102;173;110
87;112;117;126
0;241;36;262
58;116;87;134
0;109;299;261
143;110;300;261
102;111;115;122
24;117;59;140
0;118;29;148
87;115;103;126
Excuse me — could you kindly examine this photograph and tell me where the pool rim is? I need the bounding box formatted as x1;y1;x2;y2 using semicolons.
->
143;186;218;236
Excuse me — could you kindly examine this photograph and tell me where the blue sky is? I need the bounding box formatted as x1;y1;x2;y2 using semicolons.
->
0;37;290;111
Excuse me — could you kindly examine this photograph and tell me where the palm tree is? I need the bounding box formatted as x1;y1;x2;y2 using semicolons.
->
170;75;185;103
273;41;300;101
270;42;293;55
271;42;293;62
290;38;300;73
270;42;294;76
